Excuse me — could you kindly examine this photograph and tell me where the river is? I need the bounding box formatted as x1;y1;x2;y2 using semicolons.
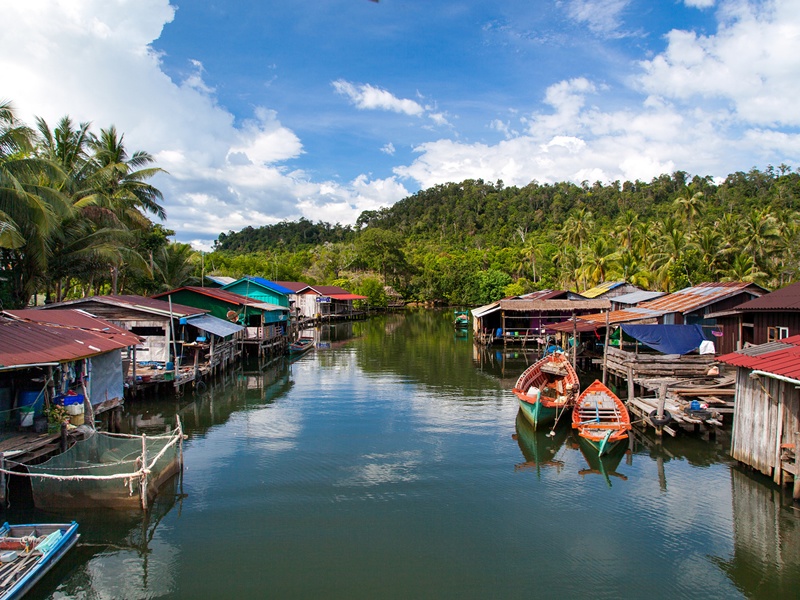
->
9;310;800;599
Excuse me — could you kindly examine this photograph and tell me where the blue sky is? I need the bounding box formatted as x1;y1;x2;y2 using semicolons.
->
3;1;799;249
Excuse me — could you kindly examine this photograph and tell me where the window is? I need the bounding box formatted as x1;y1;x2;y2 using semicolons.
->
767;326;790;342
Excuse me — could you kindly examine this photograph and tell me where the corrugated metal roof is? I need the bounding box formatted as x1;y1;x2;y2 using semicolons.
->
717;334;800;380
0;314;139;368
223;277;294;296
577;281;626;299
329;293;368;301
41;294;207;318
639;282;764;315
734;280;800;311
205;275;236;286
3;309;140;347
154;286;262;307
517;290;568;300
579;307;664;325
612;290;667;305
272;281;311;293
185;314;245;338
473;298;610;318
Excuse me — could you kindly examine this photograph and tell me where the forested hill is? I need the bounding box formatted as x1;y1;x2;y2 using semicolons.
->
215;218;356;252
215;168;800;251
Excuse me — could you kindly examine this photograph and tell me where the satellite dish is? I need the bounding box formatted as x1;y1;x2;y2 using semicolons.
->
227;310;238;322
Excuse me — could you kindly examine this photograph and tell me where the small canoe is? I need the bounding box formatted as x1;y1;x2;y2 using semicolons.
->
288;336;315;356
512;352;580;430
572;380;631;457
0;521;79;600
453;311;470;329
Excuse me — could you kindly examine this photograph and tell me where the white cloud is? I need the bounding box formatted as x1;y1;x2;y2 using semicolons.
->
684;0;716;7
639;0;800;126
381;142;396;155
332;80;424;116
396;1;800;190
0;1;408;248
564;0;632;35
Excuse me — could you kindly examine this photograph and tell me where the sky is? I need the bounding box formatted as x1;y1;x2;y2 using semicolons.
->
2;0;800;249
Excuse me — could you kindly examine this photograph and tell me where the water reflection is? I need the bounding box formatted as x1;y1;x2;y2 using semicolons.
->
575;436;629;487
713;468;800;598
513;410;567;475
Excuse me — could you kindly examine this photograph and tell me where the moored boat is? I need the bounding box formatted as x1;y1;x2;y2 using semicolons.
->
288;336;315;355
512;352;580;430
572;380;631;457
0;521;79;600
453;310;470;330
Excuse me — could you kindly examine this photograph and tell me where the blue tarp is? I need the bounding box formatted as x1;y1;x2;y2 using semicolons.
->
620;324;707;355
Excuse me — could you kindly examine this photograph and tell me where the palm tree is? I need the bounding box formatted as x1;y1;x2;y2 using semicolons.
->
673;187;704;233
562;207;593;250
614;209;638;252
581;237;616;287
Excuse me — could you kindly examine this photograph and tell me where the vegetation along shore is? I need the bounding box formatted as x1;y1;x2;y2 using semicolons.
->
2;99;798;311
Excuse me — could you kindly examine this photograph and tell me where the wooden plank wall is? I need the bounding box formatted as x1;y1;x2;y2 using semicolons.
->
605;347;716;379
731;367;800;481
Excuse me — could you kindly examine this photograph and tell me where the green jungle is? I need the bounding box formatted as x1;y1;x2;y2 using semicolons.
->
2;101;800;309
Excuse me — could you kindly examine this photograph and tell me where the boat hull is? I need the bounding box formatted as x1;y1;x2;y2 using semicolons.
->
517;397;557;430
0;522;80;600
572;380;631;457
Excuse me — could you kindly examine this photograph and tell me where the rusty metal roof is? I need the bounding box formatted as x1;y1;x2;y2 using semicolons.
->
578;307;664;325
733;280;800;311
574;281;627;299
516;290;569;300
154;286;258;306
41;294;207;318
638;282;764;314
0;311;140;369
4;309;139;345
717;334;800;381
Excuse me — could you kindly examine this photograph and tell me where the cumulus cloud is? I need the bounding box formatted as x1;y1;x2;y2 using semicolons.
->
332;80;424;116
396;0;800;190
0;0;408;248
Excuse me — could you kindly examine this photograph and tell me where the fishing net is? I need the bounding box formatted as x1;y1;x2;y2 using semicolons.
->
26;429;181;510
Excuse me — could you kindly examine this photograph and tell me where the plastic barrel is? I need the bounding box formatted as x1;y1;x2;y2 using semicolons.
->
17;390;44;426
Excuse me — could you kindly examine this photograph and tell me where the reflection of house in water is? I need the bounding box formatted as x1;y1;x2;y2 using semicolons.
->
713;468;800;597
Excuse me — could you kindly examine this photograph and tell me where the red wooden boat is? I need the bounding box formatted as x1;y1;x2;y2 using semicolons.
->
512;352;580;430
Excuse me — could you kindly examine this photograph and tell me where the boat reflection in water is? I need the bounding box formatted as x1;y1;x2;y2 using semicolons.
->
574;434;629;487
512;410;568;476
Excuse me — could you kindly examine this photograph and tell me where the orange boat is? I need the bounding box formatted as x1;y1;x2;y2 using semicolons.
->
571;380;631;456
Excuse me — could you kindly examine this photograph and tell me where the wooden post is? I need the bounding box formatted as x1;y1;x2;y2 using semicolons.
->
60;421;68;452
627;366;634;402
571;312;577;370
602;311;610;385
793;430;800;502
656;382;668;437
140;434;149;511
0;456;5;507
502;311;507;348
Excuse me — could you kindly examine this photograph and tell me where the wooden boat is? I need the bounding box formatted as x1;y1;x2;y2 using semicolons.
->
0;522;79;599
288;336;315;356
512;351;580;430
453;310;470;330
572;380;632;457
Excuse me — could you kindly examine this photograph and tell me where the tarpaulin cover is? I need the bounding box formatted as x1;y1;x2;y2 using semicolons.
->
620;324;707;355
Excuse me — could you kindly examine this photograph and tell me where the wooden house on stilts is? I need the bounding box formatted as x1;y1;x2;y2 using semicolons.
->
718;336;800;500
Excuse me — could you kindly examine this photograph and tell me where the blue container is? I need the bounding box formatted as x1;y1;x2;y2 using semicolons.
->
17;390;44;416
690;400;701;411
62;394;84;406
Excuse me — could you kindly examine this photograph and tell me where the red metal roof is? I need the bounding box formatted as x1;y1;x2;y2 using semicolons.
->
329;293;368;301
271;281;310;293
154;286;258;307
638;281;764;314
734;280;800;311
40;294;207;318
0;312;140;368
717;334;800;381
578;307;663;325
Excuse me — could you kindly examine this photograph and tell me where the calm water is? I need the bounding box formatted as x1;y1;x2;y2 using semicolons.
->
6;310;800;599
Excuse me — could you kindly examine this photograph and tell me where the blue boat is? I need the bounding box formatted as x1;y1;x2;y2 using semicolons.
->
0;521;79;599
288;336;315;356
